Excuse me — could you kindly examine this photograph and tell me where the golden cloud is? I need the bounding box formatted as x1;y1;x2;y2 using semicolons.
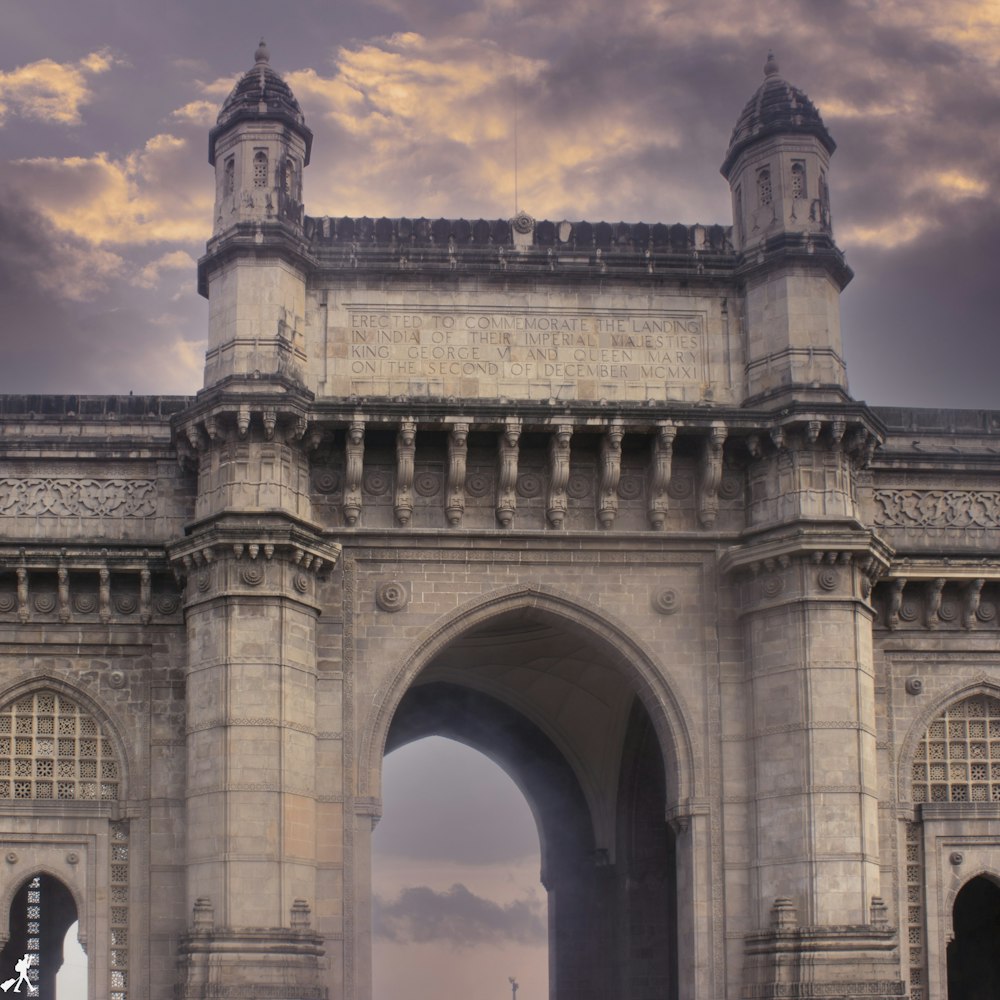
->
0;48;121;126
133;250;198;289
9;132;211;246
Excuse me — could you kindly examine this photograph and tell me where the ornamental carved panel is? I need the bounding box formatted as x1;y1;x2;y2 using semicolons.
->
873;489;1000;529
0;479;157;518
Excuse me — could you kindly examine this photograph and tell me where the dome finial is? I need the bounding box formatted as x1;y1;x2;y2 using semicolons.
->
255;38;270;65
764;50;779;77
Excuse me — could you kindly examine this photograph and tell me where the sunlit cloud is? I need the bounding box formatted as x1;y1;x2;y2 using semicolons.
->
926;170;989;200
133;250;197;289
8;133;210;246
170;100;218;126
374;883;545;948
0;48;121;126
840;215;932;249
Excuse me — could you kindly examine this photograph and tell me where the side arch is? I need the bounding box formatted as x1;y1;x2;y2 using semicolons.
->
358;583;699;807
946;868;1000;931
0;673;135;802
0;867;86;947
896;679;1000;807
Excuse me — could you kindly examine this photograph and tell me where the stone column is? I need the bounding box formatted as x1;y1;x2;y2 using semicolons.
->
171;396;340;999
723;417;904;997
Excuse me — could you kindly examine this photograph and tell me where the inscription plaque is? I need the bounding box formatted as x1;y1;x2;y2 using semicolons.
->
328;306;710;402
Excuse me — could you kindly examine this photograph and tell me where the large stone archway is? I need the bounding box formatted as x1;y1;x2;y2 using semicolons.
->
373;604;685;1000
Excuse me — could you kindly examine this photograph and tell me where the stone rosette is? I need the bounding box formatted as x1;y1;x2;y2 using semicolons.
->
652;588;679;615
375;580;409;613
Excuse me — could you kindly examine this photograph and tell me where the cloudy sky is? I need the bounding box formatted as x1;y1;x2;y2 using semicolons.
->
2;1;999;406
3;1;999;996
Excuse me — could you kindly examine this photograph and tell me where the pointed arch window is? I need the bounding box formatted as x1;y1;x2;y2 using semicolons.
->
911;694;1000;804
0;690;121;801
284;157;297;199
757;167;772;207
223;156;235;198
253;150;268;188
791;161;806;199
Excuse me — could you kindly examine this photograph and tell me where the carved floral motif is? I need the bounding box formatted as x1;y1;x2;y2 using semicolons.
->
874;489;1000;528
0;479;157;517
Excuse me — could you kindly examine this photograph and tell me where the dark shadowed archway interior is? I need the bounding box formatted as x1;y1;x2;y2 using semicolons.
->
0;873;78;997
381;607;679;1000
947;876;1000;1000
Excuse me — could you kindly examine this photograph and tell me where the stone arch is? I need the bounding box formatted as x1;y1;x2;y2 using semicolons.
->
946;873;1000;999
897;680;1000;807
0;674;133;802
947;869;1000;933
0;866;86;947
359;584;698;807
0;871;81;998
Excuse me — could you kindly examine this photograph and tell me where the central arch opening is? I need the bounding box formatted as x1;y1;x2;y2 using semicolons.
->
374;736;547;999
375;605;680;1000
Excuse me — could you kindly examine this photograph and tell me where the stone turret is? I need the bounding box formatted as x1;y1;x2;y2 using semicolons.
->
721;54;851;405
198;41;312;386
209;39;312;235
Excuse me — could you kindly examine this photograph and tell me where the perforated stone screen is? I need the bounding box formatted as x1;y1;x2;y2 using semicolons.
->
911;695;1000;803
0;691;120;801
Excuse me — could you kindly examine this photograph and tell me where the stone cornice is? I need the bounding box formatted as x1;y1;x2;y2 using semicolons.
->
167;514;341;584
719;522;894;583
734;231;854;290
197;223;316;297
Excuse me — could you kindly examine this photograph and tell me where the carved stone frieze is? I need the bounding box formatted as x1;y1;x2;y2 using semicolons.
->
0;479;157;518
874;489;1000;528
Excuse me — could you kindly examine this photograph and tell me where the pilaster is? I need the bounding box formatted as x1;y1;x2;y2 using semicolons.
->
722;412;904;995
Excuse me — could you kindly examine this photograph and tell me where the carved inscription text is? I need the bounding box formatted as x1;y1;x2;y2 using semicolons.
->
339;307;707;401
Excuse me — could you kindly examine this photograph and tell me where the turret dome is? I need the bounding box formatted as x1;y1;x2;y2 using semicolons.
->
209;40;312;165
720;53;834;178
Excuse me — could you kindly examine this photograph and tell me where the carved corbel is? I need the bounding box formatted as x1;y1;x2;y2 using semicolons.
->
16;568;28;624
57;567;70;623
186;424;206;453
806;420;822;444
237;404;251;439
343;419;365;527
394;420;416;526
140;568;152;625
547;425;572;529
963;579;985;629
496;418;521;528
290;415;308;442
598;423;624;529
769;425;785;452
203;414;221;442
887;577;906;630
445;422;469;527
746;433;762;459
926;578;945;630
99;567;111;625
262;410;277;441
698;424;726;527
647;421;676;530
